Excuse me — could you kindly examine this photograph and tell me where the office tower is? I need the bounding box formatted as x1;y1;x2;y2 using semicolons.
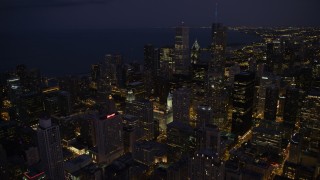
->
15;64;41;93
231;72;255;136
91;64;100;83
43;90;71;116
264;85;279;121
191;40;200;64
133;140;167;166
144;44;160;75
153;76;169;103
207;23;227;128
103;54;122;87
174;23;190;75
202;125;221;154
58;75;79;99
211;23;227;60
37;116;64;180
288;133;301;164
299;90;320;163
266;41;283;74
196;105;213;127
123;115;139;153
19;92;44;125
283;87;300;127
143;45;157;97
167;120;195;162
189;125;224;180
126;99;154;140
173;88;191;124
252;120;282;154
94;100;124;164
256;75;273;119
57;91;71;116
160;46;174;79
144;44;154;71
227;63;240;86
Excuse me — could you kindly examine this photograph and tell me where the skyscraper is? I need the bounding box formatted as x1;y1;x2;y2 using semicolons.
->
189;125;224;180
196;105;213;127
144;44;160;76
173;88;191;124
174;23;190;75
211;23;227;60
94;101;124;164
264;85;279;121
231;72;255;136
191;40;200;64
283;87;300;127
207;23;227;128
37;116;64;180
126;99;154;140
257;75;273;119
300;90;320;159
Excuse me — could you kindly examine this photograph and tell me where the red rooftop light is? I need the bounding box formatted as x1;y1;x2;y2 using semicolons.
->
24;171;45;179
106;113;116;119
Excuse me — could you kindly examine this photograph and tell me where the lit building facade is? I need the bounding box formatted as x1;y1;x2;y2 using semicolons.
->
173;88;191;124
174;23;190;75
126;99;154;140
232;72;255;136
207;23;228;128
94;103;124;164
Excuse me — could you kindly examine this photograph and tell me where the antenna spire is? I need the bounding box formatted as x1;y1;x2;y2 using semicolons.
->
215;2;218;24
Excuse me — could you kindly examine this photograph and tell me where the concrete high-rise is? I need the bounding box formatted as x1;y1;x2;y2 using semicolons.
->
174;23;190;75
37;116;64;180
94;100;124;164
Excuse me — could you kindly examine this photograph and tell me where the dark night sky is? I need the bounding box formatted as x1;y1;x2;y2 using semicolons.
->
1;0;320;32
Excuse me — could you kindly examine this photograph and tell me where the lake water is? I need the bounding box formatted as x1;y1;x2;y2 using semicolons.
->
0;28;261;76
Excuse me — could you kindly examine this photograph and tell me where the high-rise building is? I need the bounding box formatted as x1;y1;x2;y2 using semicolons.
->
189;125;224;180
283;87;300;127
256;75;273;119
123;115;139;153
264;85;279;121
299;90;320;162
232;72;255;136
191;40;201;64
252;120;282;154
126;99;154;140
174;23;190;75
207;23;227;128
144;44;160;75
173;88;191;124
211;23;227;60
94;101;124;164
160;46;174;79
196;105;213;128
167;120;195;162
37;116;64;180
